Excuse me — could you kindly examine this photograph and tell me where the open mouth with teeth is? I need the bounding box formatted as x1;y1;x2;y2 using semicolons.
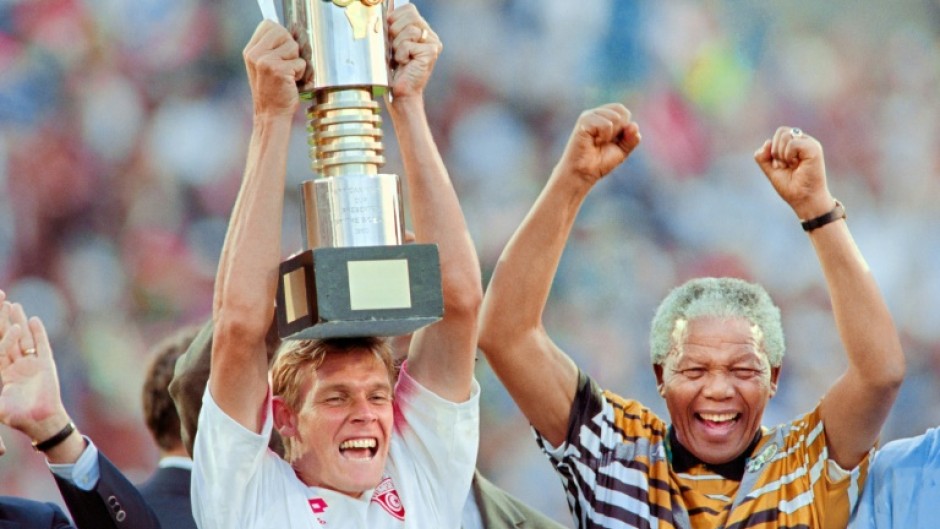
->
339;438;379;460
696;412;740;429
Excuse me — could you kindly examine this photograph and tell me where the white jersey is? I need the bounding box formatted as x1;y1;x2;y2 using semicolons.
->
192;365;480;529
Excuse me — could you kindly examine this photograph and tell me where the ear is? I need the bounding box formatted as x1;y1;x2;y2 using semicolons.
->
653;364;666;397
768;365;781;397
273;396;298;439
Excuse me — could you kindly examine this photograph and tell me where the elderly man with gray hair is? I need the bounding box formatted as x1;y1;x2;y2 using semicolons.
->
478;105;905;529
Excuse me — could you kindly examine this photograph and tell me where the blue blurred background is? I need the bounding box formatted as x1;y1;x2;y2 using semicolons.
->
3;0;940;525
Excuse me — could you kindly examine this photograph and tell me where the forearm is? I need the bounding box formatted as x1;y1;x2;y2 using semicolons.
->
214;114;293;328
210;113;293;429
388;97;481;310
481;166;592;348
810;220;904;385
388;96;482;399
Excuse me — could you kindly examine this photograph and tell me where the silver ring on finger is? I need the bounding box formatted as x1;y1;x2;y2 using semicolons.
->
790;127;803;138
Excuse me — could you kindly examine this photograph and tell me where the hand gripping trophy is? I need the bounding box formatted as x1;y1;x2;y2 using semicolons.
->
275;0;443;339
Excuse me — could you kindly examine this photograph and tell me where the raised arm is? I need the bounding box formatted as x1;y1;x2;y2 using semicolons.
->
0;292;160;529
209;20;306;432
385;5;481;402
754;127;904;468
479;105;641;445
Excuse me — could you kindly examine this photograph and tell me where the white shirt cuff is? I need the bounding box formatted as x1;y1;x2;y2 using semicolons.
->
48;436;100;491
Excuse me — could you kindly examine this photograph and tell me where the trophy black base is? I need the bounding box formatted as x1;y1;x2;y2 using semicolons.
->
275;244;443;340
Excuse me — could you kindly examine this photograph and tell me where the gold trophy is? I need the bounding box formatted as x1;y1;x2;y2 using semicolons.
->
275;0;443;339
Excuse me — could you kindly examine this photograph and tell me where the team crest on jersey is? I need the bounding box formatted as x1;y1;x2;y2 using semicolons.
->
746;442;779;473
309;497;329;514
371;476;405;521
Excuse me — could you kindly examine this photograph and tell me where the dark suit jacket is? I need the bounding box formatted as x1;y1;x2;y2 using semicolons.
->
53;451;161;529
472;471;568;529
0;496;72;528
137;466;195;529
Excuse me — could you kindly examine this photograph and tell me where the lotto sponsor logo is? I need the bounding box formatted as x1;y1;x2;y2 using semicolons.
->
309;497;328;514
371;476;405;521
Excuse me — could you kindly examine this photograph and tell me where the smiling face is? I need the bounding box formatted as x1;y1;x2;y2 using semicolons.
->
275;348;394;497
654;316;779;465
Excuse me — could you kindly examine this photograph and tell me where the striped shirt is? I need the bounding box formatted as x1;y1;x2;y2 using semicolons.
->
535;372;868;529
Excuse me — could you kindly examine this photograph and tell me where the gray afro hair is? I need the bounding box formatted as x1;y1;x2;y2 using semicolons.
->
649;277;785;367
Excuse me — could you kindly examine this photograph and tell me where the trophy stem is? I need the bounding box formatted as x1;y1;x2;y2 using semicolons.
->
307;88;385;177
302;87;404;250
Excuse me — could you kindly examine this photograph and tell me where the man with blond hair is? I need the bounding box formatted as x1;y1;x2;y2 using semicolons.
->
191;5;481;528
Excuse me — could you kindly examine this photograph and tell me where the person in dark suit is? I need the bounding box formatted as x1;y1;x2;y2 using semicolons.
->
0;434;72;528
53;450;161;528
0;494;72;528
138;326;201;529
169;321;567;529
0;290;161;529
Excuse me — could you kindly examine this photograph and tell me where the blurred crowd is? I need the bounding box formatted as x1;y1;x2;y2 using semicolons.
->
2;0;940;525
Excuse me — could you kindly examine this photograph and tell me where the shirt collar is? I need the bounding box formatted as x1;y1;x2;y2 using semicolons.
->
666;426;761;481
158;456;194;470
